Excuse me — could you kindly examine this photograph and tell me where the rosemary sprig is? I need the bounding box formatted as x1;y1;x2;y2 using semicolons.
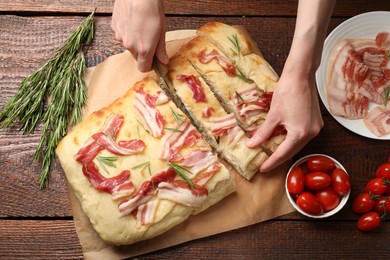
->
132;161;152;176
97;156;118;168
235;90;245;102
136;118;149;134
164;127;183;133
383;87;389;107
167;162;195;188
234;69;252;83
96;156;118;175
228;34;241;56
0;12;95;188
170;107;184;124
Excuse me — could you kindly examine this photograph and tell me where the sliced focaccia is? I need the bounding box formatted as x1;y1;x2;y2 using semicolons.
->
56;76;235;245
196;22;279;92
162;50;269;180
170;35;285;155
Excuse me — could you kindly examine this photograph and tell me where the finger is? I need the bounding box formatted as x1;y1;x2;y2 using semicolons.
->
259;135;308;172
246;117;279;148
155;35;169;64
137;46;155;72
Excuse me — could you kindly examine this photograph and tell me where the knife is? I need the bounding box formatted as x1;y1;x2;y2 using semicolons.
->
152;58;172;93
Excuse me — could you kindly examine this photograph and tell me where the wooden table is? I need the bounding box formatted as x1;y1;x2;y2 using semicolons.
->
1;0;390;259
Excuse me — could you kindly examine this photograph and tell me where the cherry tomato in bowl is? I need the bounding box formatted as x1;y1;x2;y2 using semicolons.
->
285;154;351;218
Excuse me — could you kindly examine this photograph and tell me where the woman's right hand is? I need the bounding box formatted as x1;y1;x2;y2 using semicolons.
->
111;0;168;72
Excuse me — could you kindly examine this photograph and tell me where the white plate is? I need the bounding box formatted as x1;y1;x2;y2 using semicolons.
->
315;11;390;140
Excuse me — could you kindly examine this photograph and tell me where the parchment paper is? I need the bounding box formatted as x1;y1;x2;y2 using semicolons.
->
67;30;295;259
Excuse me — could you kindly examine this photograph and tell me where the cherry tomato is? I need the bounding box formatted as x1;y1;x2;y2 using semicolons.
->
376;163;390;180
296;192;324;215
307;155;335;172
352;193;375;214
305;172;331;190
287;166;305;194
374;197;390;215
331;168;351;195
357;212;381;231
364;177;388;195
315;187;340;212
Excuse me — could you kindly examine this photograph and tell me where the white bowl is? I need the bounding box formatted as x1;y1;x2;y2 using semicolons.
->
285;154;351;218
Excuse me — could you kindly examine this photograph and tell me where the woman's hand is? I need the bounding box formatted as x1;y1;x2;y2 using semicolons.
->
246;69;323;172
111;0;168;72
246;0;335;173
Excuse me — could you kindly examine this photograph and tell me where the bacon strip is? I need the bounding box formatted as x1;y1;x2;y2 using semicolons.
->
75;114;124;163
136;200;159;225
327;40;369;119
119;167;177;215
202;106;215;118
364;103;390;137
92;132;146;155
159;119;191;161
157;181;208;207
376;32;390;49
155;91;169;105
181;150;218;175
111;181;135;201
194;163;221;187
327;33;390;125
82;162;131;194
198;48;236;76
207;113;237;136
176;74;207;102
231;84;272;126
159;119;202;162
226;125;245;147
134;88;165;137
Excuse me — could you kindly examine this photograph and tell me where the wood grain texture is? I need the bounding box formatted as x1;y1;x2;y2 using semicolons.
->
1;0;390;258
0;220;83;259
1;219;389;259
0;0;389;17
0;15;346;102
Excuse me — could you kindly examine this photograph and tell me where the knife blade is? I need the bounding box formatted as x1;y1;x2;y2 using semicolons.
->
152;58;170;90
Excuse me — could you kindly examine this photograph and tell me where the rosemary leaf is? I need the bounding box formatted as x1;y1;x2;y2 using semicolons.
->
167;162;195;188
164;127;183;133
0;12;95;188
235;90;245;102
97;156;118;168
227;34;240;56
169;107;184;124
136;118;149;134
132;161;151;176
234;70;252;83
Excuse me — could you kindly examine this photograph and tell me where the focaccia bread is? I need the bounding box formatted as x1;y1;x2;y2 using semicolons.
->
183;36;285;155
162;50;269;180
161;22;285;179
56;77;235;245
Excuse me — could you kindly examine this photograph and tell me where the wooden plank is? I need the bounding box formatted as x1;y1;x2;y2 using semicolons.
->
0;219;389;259
0;0;389;17
0;220;83;259
0;0;298;15
0;14;336;99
